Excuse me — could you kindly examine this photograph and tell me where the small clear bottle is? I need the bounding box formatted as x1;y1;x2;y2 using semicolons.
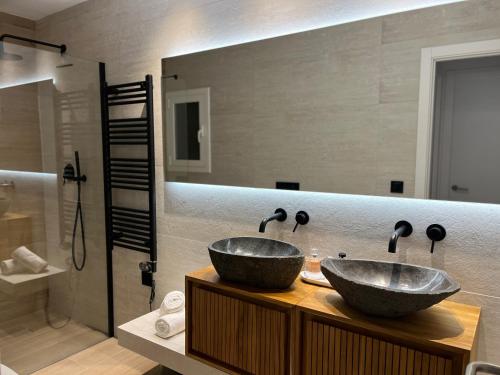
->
305;248;322;279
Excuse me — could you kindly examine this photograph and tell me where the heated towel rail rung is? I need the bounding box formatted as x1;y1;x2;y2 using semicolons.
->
113;241;150;254
109;118;148;123
111;184;149;191
112;206;149;213
107;81;145;90
108;93;146;100
108;99;147;106
110;159;149;163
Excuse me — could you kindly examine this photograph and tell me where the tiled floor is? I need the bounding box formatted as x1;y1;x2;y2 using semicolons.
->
0;310;107;374
33;338;159;375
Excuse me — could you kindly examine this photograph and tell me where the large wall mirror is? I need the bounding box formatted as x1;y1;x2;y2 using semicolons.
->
162;22;500;204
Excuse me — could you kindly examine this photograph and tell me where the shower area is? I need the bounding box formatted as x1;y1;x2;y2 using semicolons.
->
0;38;110;374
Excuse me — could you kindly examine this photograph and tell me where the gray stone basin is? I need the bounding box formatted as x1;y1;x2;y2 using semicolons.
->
321;258;460;318
208;237;304;289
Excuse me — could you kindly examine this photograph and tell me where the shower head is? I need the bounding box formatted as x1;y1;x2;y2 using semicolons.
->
0;42;23;61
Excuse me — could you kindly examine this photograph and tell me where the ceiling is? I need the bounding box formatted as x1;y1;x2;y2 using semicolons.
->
0;0;87;20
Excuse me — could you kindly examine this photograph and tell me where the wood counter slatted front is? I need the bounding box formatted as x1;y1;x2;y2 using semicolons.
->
295;288;480;375
186;267;480;375
186;266;317;374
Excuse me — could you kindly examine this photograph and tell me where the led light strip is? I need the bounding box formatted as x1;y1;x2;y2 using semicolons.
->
164;0;464;57
0;76;54;90
0;169;57;178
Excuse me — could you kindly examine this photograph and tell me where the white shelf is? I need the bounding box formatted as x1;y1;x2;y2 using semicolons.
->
0;265;65;295
0;364;18;375
117;310;224;375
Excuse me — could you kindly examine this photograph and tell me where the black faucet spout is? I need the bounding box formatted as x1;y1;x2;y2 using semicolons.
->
259;208;287;233
388;221;413;253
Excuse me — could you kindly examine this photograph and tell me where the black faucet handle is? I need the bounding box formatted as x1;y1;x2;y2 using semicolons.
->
292;210;309;232
338;252;347;259
426;224;446;253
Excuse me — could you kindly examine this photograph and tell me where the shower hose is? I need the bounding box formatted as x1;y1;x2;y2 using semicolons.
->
72;178;87;271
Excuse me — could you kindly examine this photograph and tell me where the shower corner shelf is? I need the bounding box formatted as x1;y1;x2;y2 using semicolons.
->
0;265;65;295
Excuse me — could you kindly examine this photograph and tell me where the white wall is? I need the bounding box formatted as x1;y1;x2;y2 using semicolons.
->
36;0;500;363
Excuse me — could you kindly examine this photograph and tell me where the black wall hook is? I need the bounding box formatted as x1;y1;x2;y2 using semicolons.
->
426;224;446;253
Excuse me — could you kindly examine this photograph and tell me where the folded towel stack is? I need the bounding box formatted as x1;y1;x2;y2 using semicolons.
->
155;291;186;339
159;290;185;315
155;309;185;339
0;246;48;275
0;259;25;275
12;246;48;273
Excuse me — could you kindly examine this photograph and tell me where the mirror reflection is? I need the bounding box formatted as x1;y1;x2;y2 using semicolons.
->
430;56;500;204
162;24;500;204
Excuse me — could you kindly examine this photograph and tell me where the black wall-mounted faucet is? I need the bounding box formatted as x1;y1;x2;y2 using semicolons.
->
259;208;287;233
388;220;413;253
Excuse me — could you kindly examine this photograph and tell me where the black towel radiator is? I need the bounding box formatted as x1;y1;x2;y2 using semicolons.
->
100;68;157;322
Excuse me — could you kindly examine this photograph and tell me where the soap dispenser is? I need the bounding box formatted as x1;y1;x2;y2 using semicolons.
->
304;248;323;279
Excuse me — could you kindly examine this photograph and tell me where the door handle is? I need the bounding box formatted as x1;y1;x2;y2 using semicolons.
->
451;185;469;192
197;127;203;143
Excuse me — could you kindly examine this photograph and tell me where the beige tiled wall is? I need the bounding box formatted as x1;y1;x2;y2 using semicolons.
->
0;82;43;172
0;213;33;261
36;0;500;364
0;12;34;39
0;14;47;173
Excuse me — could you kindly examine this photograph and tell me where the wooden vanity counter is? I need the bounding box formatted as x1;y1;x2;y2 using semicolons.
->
187;266;317;307
296;287;480;375
186;266;317;374
186;266;480;375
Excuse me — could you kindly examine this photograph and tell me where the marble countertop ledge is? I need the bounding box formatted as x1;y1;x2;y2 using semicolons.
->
117;309;225;374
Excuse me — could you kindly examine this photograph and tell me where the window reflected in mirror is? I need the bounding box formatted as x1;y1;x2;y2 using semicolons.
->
174;102;201;161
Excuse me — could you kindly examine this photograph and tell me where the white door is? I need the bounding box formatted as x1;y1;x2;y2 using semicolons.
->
431;57;500;203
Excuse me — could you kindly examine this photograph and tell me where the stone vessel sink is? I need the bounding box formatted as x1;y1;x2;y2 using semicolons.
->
208;237;304;289
321;258;460;318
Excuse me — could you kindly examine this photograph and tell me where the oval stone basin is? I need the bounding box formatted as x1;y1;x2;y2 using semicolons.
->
208;237;304;289
321;258;460;318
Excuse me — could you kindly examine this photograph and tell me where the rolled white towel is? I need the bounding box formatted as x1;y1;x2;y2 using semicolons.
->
159;291;185;316
155;309;185;339
11;246;48;274
0;259;28;275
